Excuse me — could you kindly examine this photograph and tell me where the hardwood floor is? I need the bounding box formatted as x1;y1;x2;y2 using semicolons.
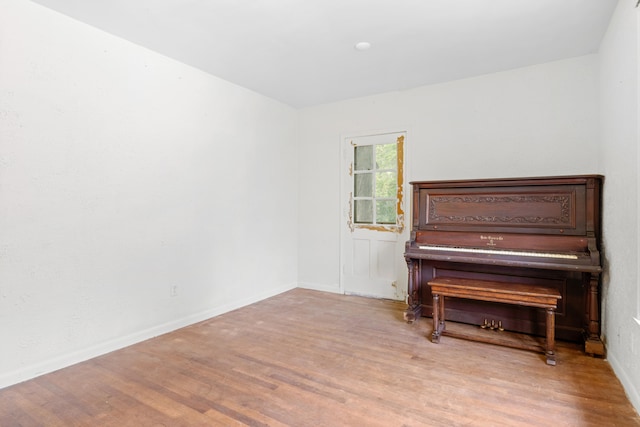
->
1;288;639;426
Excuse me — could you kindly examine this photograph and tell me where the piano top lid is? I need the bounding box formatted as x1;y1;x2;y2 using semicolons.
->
410;175;602;237
410;174;604;188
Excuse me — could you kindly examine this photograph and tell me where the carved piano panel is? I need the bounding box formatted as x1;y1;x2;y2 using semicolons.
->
418;180;589;235
404;175;603;355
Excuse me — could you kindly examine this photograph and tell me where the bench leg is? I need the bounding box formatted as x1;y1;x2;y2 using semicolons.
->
431;293;445;343
545;307;556;366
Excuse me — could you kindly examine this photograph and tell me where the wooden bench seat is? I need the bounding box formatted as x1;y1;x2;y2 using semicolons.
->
427;277;562;365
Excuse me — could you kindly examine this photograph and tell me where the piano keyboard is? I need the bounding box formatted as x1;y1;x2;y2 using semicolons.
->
417;245;579;260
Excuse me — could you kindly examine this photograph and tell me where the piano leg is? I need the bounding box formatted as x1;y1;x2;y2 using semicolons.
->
403;257;422;323
584;272;605;356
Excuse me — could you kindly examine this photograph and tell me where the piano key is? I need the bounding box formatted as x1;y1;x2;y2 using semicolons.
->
417;245;579;260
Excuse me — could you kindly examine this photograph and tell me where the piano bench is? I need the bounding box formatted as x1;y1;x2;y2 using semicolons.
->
427;277;562;366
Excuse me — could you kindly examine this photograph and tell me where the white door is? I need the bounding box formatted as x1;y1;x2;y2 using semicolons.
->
340;131;408;300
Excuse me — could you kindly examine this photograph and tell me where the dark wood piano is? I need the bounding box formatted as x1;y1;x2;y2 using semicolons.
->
403;175;604;356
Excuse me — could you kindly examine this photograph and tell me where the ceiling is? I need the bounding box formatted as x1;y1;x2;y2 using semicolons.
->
31;0;618;108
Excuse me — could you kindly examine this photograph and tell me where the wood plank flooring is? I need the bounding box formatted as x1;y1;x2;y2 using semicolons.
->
1;288;639;426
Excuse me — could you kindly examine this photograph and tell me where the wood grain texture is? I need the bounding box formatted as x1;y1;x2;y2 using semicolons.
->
1;288;638;426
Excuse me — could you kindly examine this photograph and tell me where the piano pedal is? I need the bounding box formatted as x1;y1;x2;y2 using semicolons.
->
480;319;505;331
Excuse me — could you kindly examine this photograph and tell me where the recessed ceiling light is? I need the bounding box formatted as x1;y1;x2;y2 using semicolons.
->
354;41;371;51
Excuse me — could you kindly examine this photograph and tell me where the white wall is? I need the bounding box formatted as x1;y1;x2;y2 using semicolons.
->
0;0;298;387
598;0;640;412
298;55;600;293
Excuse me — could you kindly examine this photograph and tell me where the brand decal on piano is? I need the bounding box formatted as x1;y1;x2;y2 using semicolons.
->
480;235;503;246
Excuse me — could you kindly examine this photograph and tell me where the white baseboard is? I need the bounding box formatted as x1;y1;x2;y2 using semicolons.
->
297;281;342;294
0;282;297;389
606;351;640;416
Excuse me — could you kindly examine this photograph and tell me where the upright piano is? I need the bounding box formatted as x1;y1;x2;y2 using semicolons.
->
403;175;604;355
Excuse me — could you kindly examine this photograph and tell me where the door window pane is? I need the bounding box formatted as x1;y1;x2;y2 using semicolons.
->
376;200;396;224
376;171;396;198
354;173;373;198
354;145;373;171
375;144;396;170
354;200;373;223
